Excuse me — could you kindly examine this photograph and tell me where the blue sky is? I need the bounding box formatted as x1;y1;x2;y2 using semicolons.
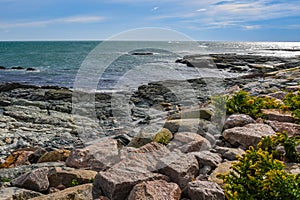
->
0;0;300;41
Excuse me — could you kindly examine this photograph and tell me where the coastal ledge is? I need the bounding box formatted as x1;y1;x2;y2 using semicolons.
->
0;53;300;199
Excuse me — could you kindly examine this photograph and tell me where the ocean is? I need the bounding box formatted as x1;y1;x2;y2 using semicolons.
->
1;41;300;91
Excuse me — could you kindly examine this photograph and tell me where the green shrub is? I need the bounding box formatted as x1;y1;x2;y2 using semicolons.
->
226;90;281;119
71;179;79;187
218;133;300;200
258;132;300;163
283;91;300;120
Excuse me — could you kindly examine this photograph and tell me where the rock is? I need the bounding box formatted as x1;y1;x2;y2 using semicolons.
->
12;167;49;192
164;119;199;134
179;107;212;121
190;151;222;168
0;187;43;199
12;66;24;70
222;123;275;148
0;66;6;70
267;91;288;100
167;132;211;153
131;52;154;56
0;162;65;182
66;138;120;171
286;85;300;92
28;148;47;163
26;67;36;71
223;114;256;130
93;165;168;200
188;181;225;200
120;142;170;171
38;149;70;163
284;163;300;175
265;120;300;137
157;151;199;193
44;89;72;101
48;167;97;188
128;128;172;148
209;161;234;184
214;146;245;161
128;180;181;200
30;183;93;200
261;109;295;123
0;149;34;168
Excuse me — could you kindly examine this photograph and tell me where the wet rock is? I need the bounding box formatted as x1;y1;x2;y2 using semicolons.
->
222;123;275;148
0;66;6;70
131;52;154;56
30;183;93;200
167;132;211;153
26;67;36;71
190;151;222;168
66;138;120;171
12;167;49;192
188;180;225;200
0;187;43;199
12;66;24;70
38;149;70;163
214;146;245;161
44;89;72;101
128;180;181;200
209;161;234;184
157;151;199;192
223;114;256;130
48;167;97;188
265;120;300;137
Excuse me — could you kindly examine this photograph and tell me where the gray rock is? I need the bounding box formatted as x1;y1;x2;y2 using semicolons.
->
223;114;256;130
188;181;225;200
167;132;211;153
12;167;49;192
222;123;275;148
214;146;245;160
157;151;199;193
66;138;120;171
0;187;43;200
261;109;295;123
128;180;181;200
189;151;222;168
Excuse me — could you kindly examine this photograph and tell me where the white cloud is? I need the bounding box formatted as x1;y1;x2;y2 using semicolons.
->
151;6;159;11
243;25;261;30
0;15;106;29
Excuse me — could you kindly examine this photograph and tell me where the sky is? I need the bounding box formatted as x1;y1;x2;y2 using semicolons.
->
0;0;300;41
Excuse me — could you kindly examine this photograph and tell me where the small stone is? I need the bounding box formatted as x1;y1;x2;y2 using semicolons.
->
1;149;33;168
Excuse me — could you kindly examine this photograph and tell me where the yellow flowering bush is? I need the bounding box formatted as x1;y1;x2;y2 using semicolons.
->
218;134;300;200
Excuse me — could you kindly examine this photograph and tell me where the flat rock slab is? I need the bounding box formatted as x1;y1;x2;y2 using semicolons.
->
188;180;225;200
261;109;295;123
157;151;199;193
266;120;300;137
0;187;43;200
30;183;93;200
128;180;181;200
222;123;275;148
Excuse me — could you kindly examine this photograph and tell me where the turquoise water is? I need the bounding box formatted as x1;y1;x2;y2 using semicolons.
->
1;41;300;89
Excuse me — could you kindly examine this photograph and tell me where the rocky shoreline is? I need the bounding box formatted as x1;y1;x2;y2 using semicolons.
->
0;53;300;199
